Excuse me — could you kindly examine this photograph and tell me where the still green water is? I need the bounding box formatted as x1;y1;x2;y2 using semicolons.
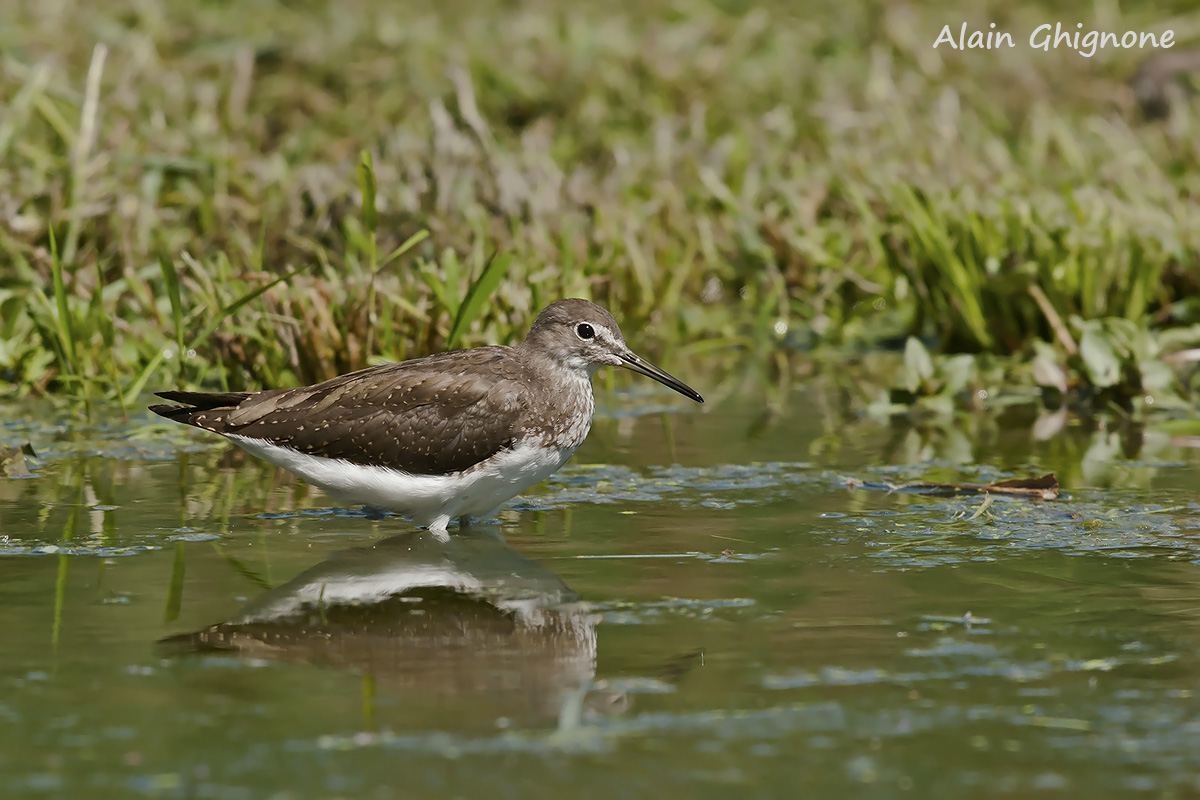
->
2;387;1199;799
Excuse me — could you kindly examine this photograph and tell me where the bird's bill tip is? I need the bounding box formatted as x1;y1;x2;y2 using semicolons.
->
618;352;704;403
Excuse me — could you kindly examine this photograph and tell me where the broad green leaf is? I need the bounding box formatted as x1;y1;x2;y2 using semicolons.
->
1078;328;1120;388
1157;324;1200;353
1101;317;1138;353
1139;358;1175;393
1031;352;1068;394
919;393;955;417
903;337;934;393
940;354;976;396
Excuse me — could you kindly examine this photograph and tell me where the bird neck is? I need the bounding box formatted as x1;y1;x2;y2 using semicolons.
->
510;343;597;451
514;341;599;382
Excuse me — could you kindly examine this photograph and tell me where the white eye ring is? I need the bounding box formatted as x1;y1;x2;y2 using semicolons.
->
575;323;595;340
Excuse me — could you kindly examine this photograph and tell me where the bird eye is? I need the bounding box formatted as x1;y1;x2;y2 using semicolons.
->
575;323;595;340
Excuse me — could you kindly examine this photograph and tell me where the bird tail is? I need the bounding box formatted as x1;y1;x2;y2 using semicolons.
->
149;390;252;429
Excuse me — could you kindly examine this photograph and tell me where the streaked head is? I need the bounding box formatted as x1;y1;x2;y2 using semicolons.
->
521;299;703;403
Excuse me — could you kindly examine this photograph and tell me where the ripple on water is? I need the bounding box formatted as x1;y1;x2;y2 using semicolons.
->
762;644;1178;690
820;491;1200;567
0;544;162;557
291;686;1200;789
518;461;818;512
592;596;756;625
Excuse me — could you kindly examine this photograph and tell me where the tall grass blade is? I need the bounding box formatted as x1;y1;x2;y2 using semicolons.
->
359;151;380;356
159;257;186;381
123;349;168;407
47;226;79;379
92;282;127;413
187;268;304;352
64;44;107;266
379;230;430;269
447;252;514;349
420;255;452;311
124;267;303;403
442;248;462;317
357;151;378;235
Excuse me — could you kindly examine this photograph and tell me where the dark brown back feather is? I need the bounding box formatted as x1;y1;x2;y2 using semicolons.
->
150;348;535;475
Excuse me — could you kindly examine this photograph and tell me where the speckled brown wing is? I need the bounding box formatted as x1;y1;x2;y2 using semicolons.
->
150;347;531;475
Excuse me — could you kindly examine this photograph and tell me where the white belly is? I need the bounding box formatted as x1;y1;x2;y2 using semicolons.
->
228;434;579;534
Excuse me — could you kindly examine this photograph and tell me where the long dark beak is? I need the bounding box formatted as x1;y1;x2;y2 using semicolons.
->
618;351;704;403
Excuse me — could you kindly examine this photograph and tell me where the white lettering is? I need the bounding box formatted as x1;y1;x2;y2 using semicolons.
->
1030;24;1051;51
933;24;958;49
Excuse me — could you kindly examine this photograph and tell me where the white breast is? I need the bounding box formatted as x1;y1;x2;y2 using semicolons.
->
228;433;585;536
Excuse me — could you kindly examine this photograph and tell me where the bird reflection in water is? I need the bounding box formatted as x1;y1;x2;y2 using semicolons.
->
161;528;629;727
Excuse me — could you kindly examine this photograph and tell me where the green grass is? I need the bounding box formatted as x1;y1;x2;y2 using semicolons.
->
1;0;1199;412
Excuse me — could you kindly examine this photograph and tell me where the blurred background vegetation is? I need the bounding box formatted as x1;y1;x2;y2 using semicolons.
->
1;0;1199;418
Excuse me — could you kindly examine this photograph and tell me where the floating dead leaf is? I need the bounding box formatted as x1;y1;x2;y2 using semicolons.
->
844;473;1059;501
0;443;38;477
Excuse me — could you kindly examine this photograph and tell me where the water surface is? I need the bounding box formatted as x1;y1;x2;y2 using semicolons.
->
2;388;1199;798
